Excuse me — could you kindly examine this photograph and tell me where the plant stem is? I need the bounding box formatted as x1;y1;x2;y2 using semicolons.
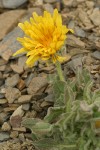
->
55;61;65;82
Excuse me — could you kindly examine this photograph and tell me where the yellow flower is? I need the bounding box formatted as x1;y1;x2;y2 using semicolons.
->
13;9;73;67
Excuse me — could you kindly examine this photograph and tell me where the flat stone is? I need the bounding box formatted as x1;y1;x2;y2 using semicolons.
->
86;1;94;9
0;112;9;125
17;79;26;90
5;87;21;103
18;56;27;69
63;0;74;7
18;95;32;104
0;58;7;66
67;35;85;48
78;8;93;28
0;132;10;141
0;99;7;104
27;76;48;95
44;0;57;3
5;74;19;87
0;27;24;61
40;101;52;108
68;57;83;72
89;8;100;26
22;103;30;111
10;131;18;139
43;3;54;13
75;26;86;38
12;127;26;132
91;51;100;60
0;0;28;9
0;10;26;40
0;65;6;71
10;105;24;128
10;64;24;74
1;122;11;131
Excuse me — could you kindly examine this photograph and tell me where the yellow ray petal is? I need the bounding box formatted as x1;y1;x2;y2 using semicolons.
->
13;48;26;56
26;55;39;67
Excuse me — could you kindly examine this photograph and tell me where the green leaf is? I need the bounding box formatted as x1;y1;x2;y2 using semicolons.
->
31;121;52;135
83;80;93;103
44;106;65;123
34;138;76;150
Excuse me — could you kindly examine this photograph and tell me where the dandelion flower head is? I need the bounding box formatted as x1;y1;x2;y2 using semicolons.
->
13;9;73;67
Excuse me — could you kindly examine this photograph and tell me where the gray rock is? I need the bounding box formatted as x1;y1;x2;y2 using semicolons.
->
5;87;21;103
43;3;54;13
0;0;28;9
75;26;86;37
22;103;30;111
0;27;24;61
67;57;83;73
67;35;85;48
0;132;10;141
91;51;100;60
0;112;9;125
5;74;19;87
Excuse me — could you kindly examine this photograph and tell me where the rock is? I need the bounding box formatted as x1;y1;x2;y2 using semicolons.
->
0;58;7;66
0;132;10;141
0;112;9;125
0;0;28;9
0;99;7;104
1;122;11;131
76;0;85;3
89;8;100;26
43;3;54;13
5;74;19;87
40;101;52;108
22;103;30;111
18;56;27;69
33;0;43;6
0;93;5;98
85;1;94;9
67;57;83;72
44;0;57;3
75;26;86;37
25;110;37;118
0;27;24;61
10;64;24;74
25;73;34;87
45;94;54;102
78;8;93;28
91;51;100;60
5;87;21;103
32;101;42;112
39;66;54;73
27;76;48;95
67;35;85;48
10;131;18;139
12;127;26;132
10;105;24;128
0;10;26;40
18;95;32;104
63;0;74;7
17;79;26;90
0;65;6;71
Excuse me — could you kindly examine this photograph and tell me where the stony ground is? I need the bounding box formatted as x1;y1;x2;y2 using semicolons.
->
0;0;100;149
